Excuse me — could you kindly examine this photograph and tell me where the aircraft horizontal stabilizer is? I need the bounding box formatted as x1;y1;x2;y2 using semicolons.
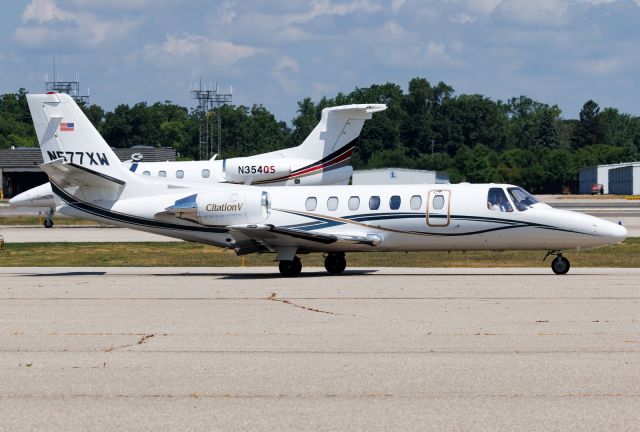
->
165;194;197;213
40;158;126;189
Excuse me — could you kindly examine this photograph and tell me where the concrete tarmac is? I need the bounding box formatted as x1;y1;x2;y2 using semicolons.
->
1;267;640;431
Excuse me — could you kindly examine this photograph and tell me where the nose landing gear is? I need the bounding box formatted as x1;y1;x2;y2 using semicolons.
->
43;207;55;228
544;250;570;275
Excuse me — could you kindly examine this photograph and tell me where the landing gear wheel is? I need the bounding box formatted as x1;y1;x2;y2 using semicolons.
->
279;256;302;277
551;256;570;275
324;253;346;274
44;219;54;228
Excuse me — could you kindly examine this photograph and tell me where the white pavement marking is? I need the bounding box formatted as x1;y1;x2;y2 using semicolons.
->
1;267;640;431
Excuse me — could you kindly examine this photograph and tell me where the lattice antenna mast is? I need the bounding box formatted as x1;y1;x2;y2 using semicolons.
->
44;58;89;106
211;83;233;156
191;80;215;160
191;81;232;159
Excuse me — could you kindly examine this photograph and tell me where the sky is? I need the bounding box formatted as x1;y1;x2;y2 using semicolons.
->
1;0;639;123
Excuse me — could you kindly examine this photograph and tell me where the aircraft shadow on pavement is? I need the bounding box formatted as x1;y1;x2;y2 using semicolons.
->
26;271;107;277
148;269;377;279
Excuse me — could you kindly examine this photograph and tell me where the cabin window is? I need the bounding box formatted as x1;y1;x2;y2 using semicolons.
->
176;170;184;179
201;169;210;178
487;187;513;212
305;197;317;211
369;196;381;210
410;195;422;210
348;196;360;211
327;196;339;211
142;171;150;176
158;170;167;177
389;195;401;210
432;194;445;210
507;187;538;211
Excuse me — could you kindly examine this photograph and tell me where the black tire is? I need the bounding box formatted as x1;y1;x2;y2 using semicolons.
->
324;254;346;274
44;219;54;228
279;257;302;277
551;256;570;275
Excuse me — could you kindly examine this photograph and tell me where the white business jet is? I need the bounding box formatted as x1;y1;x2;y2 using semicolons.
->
27;93;627;276
11;98;386;227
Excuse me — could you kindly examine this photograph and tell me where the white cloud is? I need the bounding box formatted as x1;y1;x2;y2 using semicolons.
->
143;33;263;74
494;0;569;26
576;57;625;75
272;56;301;94
22;0;74;23
66;0;160;8
447;0;503;15
373;39;464;69
450;13;476;23
391;0;405;12
382;20;410;38
215;1;237;25
284;0;382;24
14;0;138;47
426;42;446;58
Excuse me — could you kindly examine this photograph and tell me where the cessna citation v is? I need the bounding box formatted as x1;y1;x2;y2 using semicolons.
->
10;100;386;227
27;93;627;276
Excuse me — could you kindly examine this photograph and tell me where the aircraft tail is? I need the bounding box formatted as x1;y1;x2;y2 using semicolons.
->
26;93;130;182
263;104;386;162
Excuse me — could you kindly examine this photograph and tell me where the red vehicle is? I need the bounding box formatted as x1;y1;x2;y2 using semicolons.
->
591;184;604;195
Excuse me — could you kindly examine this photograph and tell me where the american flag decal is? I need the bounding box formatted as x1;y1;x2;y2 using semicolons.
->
60;122;75;132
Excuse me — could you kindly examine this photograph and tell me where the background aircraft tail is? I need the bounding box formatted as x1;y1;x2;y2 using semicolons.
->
260;104;386;162
26;93;130;182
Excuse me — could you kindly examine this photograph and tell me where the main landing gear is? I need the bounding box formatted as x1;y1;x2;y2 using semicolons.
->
279;256;302;277
324;252;346;274
544;250;570;275
277;253;348;277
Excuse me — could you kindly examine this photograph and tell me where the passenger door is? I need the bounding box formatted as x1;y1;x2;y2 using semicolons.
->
427;190;451;227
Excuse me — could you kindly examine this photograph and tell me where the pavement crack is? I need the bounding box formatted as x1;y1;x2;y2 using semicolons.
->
104;333;156;352
267;293;338;315
265;292;439;325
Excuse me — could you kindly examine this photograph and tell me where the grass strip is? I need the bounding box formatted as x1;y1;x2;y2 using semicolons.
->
0;216;97;226
0;239;638;268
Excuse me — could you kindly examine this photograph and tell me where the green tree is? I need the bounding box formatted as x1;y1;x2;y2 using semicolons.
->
571;100;604;149
290;98;318;146
82;104;105;131
0;89;37;149
535;108;560;148
542;149;575;192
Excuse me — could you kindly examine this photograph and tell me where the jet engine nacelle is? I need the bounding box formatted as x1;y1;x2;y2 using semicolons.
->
195;189;271;226
224;158;291;183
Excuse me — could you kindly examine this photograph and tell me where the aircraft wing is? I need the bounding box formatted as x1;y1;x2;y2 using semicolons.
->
40;158;126;188
228;224;381;254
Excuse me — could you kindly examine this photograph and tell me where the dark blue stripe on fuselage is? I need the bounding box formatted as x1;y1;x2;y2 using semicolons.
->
51;183;228;234
276;208;598;238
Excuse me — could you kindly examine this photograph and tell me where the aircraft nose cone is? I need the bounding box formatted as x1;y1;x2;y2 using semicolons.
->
601;220;627;244
8;192;34;208
8;195;22;207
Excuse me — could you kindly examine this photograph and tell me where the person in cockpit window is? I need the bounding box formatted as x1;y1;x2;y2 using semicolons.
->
488;188;513;212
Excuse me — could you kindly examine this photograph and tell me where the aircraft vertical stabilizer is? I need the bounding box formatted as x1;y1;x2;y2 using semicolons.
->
26;93;130;182
260;104;386;162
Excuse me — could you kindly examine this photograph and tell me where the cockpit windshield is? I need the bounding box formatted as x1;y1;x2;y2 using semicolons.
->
487;187;513;212
507;187;539;211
